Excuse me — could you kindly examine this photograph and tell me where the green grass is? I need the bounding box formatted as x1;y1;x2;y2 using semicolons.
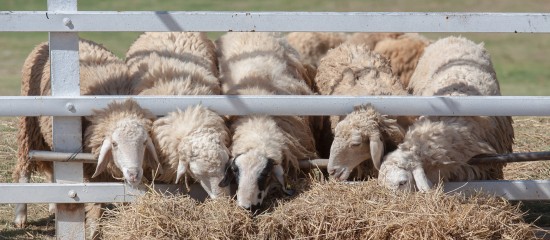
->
1;0;550;95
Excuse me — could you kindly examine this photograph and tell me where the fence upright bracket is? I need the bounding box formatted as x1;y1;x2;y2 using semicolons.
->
47;0;85;239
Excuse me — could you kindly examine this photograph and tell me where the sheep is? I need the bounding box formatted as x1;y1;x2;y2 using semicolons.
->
378;36;514;192
373;33;431;88
314;43;414;181
125;32;231;198
285;32;348;68
13;39;160;229
216;32;318;211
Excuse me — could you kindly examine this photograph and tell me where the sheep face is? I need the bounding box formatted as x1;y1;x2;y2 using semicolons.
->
182;137;231;199
378;149;433;192
327;113;384;181
219;151;276;212
94;119;157;186
327;135;378;181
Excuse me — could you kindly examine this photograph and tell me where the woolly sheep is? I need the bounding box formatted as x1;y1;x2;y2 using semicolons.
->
126;32;231;198
13;39;160;229
378;36;514;192
216;32;318;211
285;32;348;67
314;43;413;181
373;33;431;88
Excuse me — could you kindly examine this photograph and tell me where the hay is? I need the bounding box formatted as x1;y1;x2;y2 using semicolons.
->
100;192;254;240
504;117;550;180
100;179;543;240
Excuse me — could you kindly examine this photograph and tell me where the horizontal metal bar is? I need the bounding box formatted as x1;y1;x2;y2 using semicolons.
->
1;11;550;33
1;181;549;203
443;180;550;201
30;150;328;170
1;95;550;117
29;150;97;163
469;151;550;164
0;183;143;203
0;183;207;203
299;159;329;169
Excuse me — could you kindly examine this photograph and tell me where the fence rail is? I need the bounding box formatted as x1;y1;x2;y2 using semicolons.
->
1;95;550;116
1;11;550;32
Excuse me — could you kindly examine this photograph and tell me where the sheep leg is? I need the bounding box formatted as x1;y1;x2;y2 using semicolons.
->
13;174;29;228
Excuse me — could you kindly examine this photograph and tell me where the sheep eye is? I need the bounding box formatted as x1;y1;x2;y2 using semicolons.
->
112;141;118;148
350;142;361;147
143;140;147;146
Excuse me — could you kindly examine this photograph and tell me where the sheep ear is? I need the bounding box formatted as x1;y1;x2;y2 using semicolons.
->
145;136;163;175
218;162;233;188
273;165;294;196
93;138;112;178
175;161;188;184
370;136;384;170
412;167;433;192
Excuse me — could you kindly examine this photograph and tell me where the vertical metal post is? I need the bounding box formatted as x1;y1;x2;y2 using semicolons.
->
47;0;85;239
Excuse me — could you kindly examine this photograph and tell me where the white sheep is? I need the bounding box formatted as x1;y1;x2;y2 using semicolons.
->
216;32;318;211
125;32;231;198
378;36;514;192
13;39;161;230
314;43;413;181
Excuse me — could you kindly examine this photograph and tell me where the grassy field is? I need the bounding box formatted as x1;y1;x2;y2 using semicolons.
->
1;0;550;96
1;0;550;238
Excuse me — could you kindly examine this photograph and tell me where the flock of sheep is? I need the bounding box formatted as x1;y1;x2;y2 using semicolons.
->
11;31;514;236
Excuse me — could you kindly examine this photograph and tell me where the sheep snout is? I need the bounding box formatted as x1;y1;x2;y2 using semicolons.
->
123;167;143;185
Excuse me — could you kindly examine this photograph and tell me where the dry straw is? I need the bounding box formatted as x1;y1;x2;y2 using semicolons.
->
100;179;544;240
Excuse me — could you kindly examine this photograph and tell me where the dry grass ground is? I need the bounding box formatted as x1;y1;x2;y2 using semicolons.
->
0;117;55;239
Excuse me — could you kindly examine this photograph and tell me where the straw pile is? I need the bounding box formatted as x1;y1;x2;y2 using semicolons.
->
100;179;542;240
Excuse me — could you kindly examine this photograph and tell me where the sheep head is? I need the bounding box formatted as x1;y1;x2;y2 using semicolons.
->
377;148;433;192
327;105;405;181
86;99;161;187
219;150;291;212
176;128;231;199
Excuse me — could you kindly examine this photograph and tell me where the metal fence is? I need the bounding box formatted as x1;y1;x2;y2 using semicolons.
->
1;0;550;238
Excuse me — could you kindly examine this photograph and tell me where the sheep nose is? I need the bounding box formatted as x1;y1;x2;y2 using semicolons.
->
126;167;140;182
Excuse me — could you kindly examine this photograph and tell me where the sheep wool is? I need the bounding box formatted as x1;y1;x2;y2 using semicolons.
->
285;32;348;67
346;32;403;50
126;32;220;95
373;33;431;88
314;43;413;181
378;36;514;192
